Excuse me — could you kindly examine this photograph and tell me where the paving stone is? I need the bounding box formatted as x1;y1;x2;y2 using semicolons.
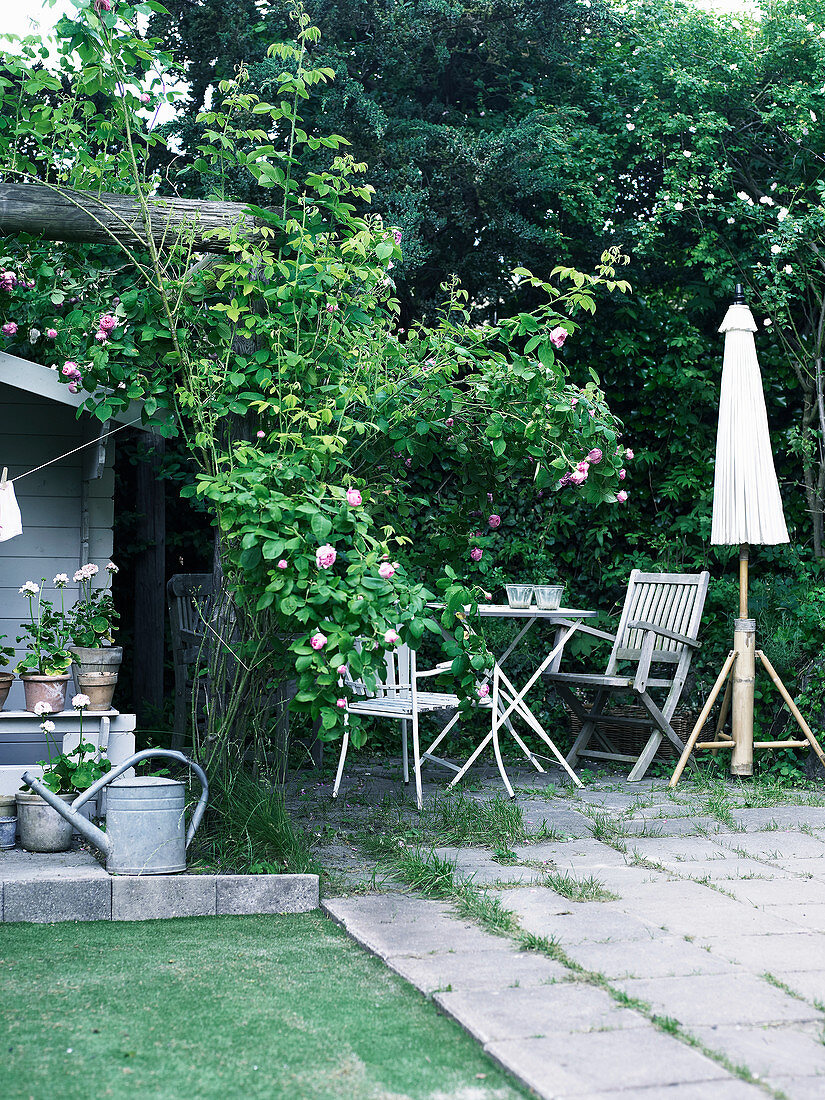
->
521;805;593;837
771;858;825;880
0;848;106;880
700;932;825;973
692;1023;825;1079
622;889;800;938
512;838;629;868
616;972;822;1027
388;947;567;994
112;875;217;920
763;969;825;1004
767;1076;825;1098
763;903;825;934
498;887;664;945
432;847;543;885
434;982;646;1044
561;935;741;980
323;894;512;957
3;875;110;922
485;1027;739;1098
216;874;318;915
590;866;689;897
721;877;825;907
731;806;825;831
620;837;731;864
681;858;795;881
578;1083;764;1099
716;832;825;860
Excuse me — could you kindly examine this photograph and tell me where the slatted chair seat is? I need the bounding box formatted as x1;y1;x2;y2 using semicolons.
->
545;570;710;781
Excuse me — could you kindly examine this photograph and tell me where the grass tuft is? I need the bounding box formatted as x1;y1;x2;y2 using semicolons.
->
542;870;617;902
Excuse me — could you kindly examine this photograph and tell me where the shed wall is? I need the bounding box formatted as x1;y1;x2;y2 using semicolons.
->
0;386;114;708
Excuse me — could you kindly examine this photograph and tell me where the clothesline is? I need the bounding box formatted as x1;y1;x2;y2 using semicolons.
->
0;416;144;488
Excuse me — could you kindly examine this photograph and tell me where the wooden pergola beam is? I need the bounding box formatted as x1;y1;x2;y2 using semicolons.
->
0;182;261;253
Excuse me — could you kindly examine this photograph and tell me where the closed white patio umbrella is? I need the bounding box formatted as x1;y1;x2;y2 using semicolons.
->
671;286;825;783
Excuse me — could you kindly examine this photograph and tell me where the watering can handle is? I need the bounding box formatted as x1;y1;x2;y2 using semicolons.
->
71;749;209;848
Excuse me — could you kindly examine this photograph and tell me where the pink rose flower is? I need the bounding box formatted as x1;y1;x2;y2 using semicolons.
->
310;632;328;650
139;93;150;104
618;469;626;480
325;302;338;314
315;544;337;569
384;628;400;645
68;383;79;393
616;490;629;503
277;559;288;569
393;229;402;245
477;684;490;698
576;460;590;473
404;457;412;468
587;448;603;464
46;328;57;339
2;322;17;336
570;469;587;485
445;417;454;427
337;665;347;677
98;314;118;332
95;330;108;343
346;488;362;506
625;449;635;460
378;562;396;579
256;430;265;439
470;547;483;562
488;514;501;529
336;698;347;709
95;0;113;10
549;326;568;349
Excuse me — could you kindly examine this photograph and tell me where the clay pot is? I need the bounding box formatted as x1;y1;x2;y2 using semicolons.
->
69;647;121;712
75;672;118;713
21;674;71;714
16;791;74;852
0;672;13;710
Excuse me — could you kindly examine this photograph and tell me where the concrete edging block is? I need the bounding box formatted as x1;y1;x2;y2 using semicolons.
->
217;873;319;915
112;875;217;920
3;876;111;923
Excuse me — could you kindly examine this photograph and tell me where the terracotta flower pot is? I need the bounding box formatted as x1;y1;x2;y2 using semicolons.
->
69;647;121;712
75;672;119;713
0;671;13;711
21;674;71;714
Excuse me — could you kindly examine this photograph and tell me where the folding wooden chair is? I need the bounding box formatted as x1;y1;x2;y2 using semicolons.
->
545;570;710;781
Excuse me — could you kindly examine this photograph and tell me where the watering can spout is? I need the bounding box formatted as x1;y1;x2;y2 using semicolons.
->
20;772;110;856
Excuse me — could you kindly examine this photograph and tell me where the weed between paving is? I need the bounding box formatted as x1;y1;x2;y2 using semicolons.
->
1;914;526;1100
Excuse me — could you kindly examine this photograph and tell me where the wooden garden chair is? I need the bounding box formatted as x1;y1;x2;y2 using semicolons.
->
333;640;496;810
545;570;710;781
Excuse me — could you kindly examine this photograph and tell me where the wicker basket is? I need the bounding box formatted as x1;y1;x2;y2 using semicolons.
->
565;703;695;760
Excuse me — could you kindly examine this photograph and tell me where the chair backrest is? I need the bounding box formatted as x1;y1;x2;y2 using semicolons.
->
343;638;414;699
606;570;710;718
167;573;216;668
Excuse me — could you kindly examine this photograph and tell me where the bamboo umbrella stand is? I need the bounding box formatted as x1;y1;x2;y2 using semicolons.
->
670;545;825;785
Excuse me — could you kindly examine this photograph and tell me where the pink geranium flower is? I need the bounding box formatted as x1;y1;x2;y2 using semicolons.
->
310;632;328;650
315;544;337;569
549;326;568;349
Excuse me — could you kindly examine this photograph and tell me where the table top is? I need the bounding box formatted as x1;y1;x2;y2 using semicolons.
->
476;605;598;619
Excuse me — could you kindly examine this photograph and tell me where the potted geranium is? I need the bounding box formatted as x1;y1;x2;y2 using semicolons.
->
67;562;122;712
16;697;112;851
15;576;73;712
0;634;15;710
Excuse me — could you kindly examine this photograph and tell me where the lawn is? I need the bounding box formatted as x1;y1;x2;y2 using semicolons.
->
1;912;525;1100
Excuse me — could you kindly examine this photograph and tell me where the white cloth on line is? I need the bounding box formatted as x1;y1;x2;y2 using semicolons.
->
0;481;22;542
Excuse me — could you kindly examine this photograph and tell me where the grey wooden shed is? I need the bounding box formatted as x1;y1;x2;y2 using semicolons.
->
0;350;148;792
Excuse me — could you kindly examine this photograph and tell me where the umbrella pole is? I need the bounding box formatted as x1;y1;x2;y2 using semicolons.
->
731;544;755;777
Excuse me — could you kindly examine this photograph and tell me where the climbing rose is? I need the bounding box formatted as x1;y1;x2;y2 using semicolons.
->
470;548;483;562
72;694;91;710
549;326;568;349
337;665;347;677
477;684;490;698
95;0;113;10
256;430;265;439
576;460;590;473
310;632;328;651
587;448;603;464
384;629;400;645
619;469;626;480
46;328;57;339
2;322;18;336
445;417;454;427
378;562;396;579
346;488;362;506
315;544;337;569
95;330;109;343
625;449;635;460
393;229;402;245
616;490;629;503
488;514;501;529
277;559;288;569
139;93;150;104
570;469;588;485
68;383;79;394
325;302;338;313
98;314;118;332
336;698;347;709
106;561;118;573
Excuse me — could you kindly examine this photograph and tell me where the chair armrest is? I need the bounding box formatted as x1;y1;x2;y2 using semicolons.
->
552;619;616;643
626;620;701;649
414;665;453;680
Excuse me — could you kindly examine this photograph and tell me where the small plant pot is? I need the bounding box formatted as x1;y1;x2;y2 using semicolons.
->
21;674;71;714
0;672;13;710
69;645;123;682
76;672;118;713
506;584;534;609
16;791;75;852
534;585;565;611
0;816;16;849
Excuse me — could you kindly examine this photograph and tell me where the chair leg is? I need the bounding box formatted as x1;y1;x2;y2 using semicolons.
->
401;719;410;785
412;711;423;811
491;670;515;798
564;688;606;768
627;729;664;782
332;716;350;800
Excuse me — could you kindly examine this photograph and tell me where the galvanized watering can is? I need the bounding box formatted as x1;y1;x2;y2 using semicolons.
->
22;750;208;875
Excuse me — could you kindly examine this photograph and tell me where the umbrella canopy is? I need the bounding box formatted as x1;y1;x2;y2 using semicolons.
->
711;297;789;546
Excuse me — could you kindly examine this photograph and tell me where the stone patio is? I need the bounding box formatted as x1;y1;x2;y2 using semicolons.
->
301;760;825;1099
